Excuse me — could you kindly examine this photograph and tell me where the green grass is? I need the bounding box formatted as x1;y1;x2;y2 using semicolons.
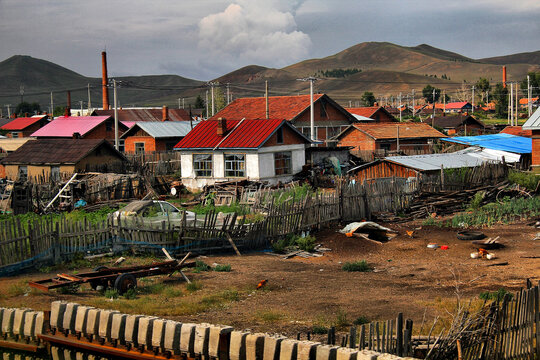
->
214;264;232;272
508;170;539;191
479;288;513;302
353;316;370;325
104;289;119;299
311;325;328;334
255;310;286;323
194;260;211;272
342;260;372;272
186;281;202;292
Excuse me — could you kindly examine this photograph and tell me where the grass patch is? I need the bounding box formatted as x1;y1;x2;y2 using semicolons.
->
164;287;183;298
104;289;119;299
186;281;202;292
353;316;370;325
123;288;137;300
295;235;316;252
255;310;286;323
7;281;30;297
272;233;316;253
479;288;513;302
334;310;350;329
194;260;211;272
139;283;166;295
311;325;328;334
342;260;372;272
214;264;232;272
508;170;539;191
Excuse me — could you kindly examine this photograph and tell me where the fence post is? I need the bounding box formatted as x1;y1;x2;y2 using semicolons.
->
53;222;61;264
396;312;403;356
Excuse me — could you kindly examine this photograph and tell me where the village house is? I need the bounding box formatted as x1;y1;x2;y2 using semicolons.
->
0;139;128;181
345;106;397;122
92;106;192;128
209;94;355;144
522;107;540;172
0;115;49;138
519;97;539;109
500;126;532;137
30;116;130;150
336;122;446;152
121;121;198;153
174;118;311;190
431;114;485;135
444;101;472;113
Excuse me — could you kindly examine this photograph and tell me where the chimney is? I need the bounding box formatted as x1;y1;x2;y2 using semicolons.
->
24;112;28;118
374;102;378;107
66;90;71;116
72;132;81;139
64;107;69;117
162;105;169;121
102;51;110;110
502;66;507;88
217;117;227;136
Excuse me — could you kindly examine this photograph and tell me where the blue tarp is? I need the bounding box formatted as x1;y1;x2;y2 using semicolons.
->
441;133;531;154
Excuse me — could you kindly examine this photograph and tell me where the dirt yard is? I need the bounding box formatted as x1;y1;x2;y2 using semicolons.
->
0;220;538;339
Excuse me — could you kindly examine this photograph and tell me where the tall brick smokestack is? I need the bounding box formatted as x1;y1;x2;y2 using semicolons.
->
502;66;507;88
162;105;169;121
65;90;71;117
102;51;110;110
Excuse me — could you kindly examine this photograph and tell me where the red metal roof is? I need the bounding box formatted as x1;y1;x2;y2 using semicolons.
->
175;119;307;149
350;123;446;140
500;126;532;137
30;116;112;137
1;115;47;130
209;94;325;121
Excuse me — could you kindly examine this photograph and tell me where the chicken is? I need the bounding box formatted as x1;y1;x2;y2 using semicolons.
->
256;279;268;290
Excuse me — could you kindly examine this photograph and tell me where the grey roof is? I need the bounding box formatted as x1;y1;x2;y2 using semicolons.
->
522;107;540;130
123;121;199;139
385;152;487;171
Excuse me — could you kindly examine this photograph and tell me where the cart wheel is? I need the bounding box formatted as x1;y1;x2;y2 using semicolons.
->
90;266;110;290
114;274;137;295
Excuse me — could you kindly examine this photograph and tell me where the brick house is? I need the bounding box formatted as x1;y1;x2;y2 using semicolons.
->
174;118;311;190
0;115;49;138
209;94;354;144
345;106;397;123
522;107;540;171
30;116;130;150
445;102;472;113
92;106;192;126
121;121;198;153
336;123;446;152
431;114;485;135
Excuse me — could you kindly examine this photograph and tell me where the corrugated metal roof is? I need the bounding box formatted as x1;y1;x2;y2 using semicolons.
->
30;116;113;137
441;133;531;154
457;147;521;163
93;108;191;122
522;107;540;130
385;152;486;171
1;116;47;130
351;122;446;139
445;101;471;109
122;121;199;139
175;118;310;149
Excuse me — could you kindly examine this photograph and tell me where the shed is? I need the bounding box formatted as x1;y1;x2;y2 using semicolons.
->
431;114;485;135
0;115;49;138
0;139;128;181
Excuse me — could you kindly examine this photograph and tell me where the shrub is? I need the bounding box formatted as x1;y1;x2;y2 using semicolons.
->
468;191;485;210
508;170;540;191
311;325;328;334
214;264;231;272
194;260;211;272
335;310;350;328
479;288;513;302
295;235;316;252
342;260;372;272
104;289;119;299
123;288;137;300
353;316;370;325
164;287;183;298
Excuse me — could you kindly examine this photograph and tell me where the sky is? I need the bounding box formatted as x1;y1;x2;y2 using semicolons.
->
0;0;539;81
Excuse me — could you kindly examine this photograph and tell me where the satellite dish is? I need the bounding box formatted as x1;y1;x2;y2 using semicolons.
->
170;187;177;196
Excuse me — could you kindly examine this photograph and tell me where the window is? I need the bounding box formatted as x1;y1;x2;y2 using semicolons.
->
106;120;112;131
11;132;21;138
301;127;310;139
274;152;292;175
327;126;341;139
134;142;145;154
119;139;125;153
379;143;391;151
160;202;179;214
276;127;284;144
224;154;245;177
194;154;212;177
51;166;60;181
18;166;28;182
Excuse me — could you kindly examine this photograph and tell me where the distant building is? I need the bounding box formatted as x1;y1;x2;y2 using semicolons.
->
209;94;355;144
92;106;192;127
431;114;485;135
121;121;198;153
0;115;49;138
336;122;446;152
444;102;472;113
174;118;311;190
345;106;397;123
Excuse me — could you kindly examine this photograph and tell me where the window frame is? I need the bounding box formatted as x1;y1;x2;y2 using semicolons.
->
274;151;292;176
134;142;145;154
193;153;213;177
224;153;246;178
18;166;28;182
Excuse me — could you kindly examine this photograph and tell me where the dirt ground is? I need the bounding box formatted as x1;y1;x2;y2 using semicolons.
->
0;220;538;338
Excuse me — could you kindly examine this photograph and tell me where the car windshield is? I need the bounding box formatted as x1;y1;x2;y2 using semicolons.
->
141;203;162;217
160;202;179;214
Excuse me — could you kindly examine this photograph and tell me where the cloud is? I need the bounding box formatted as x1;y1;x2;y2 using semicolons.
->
197;0;312;71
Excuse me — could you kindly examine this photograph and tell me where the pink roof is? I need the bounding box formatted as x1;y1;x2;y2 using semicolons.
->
31;116;111;137
445;102;470;109
121;121;136;128
1;116;47;130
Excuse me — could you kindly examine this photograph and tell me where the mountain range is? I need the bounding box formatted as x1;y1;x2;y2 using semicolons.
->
1;42;539;114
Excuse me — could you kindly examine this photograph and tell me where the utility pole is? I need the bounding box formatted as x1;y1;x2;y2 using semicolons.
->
396;124;400;152
412;89;415;117
5;104;11;118
528;75;532;117
399;92;402;122
207;82;218;116
265;80;269;119
226;83;230;105
50;92;54;118
432;88;436;119
182;98;185;109
296;77;317;143
471;86;475;114
443;90;446;112
79;101;83;115
515;81;518;124
205;90;209;119
349;100;352;108
178;98;181;109
19;85;24;104
87;84;92;111
510;82;513;126
113;79;119;150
